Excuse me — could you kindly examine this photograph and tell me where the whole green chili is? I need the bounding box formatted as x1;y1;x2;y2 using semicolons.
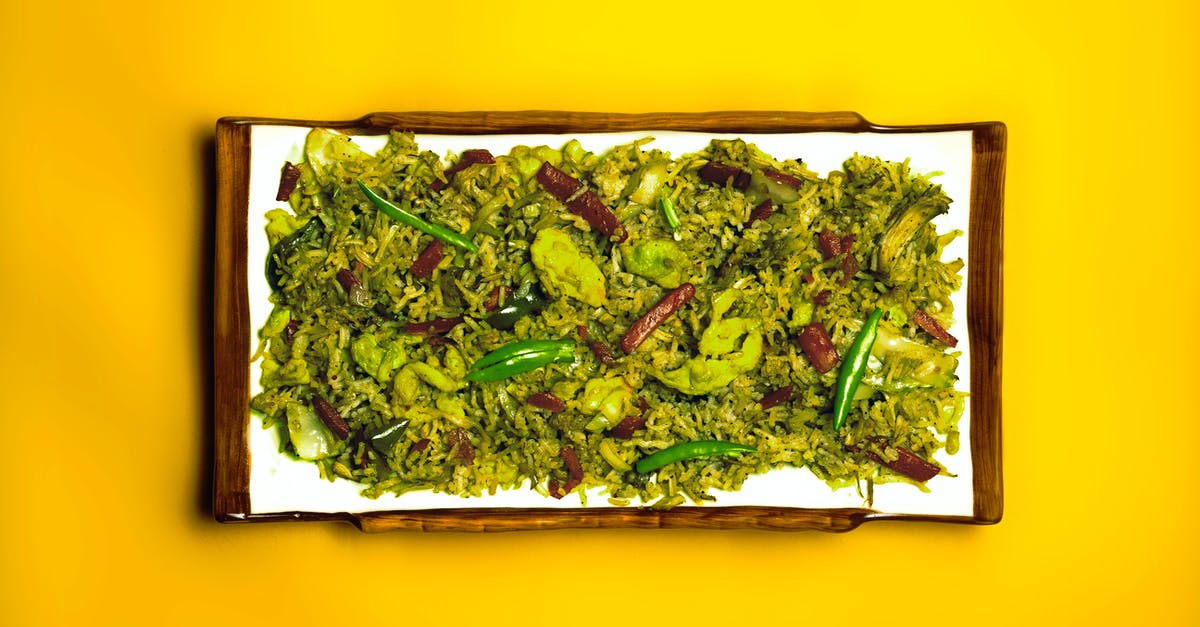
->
466;340;575;382
831;308;884;430
357;181;479;253
470;340;573;370
467;350;570;382
634;440;756;475
660;196;682;232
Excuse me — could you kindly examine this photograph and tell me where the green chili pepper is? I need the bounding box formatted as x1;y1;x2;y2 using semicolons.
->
357;181;479;253
266;216;323;290
831;308;884;431
466;340;575;382
485;282;550;330
471;340;574;370
660;197;682;232
634;440;756;475
367;419;410;455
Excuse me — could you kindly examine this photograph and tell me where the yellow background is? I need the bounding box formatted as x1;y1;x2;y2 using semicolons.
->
2;0;1197;625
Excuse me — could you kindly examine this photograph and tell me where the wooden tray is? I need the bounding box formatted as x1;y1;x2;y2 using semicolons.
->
214;111;1005;531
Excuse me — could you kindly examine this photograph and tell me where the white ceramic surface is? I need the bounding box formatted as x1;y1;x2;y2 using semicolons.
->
244;126;974;516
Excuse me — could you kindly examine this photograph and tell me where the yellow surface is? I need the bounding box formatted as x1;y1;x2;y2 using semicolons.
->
1;0;1197;624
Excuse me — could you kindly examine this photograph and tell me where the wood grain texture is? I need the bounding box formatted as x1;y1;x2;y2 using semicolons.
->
214;121;252;520
967;123;1007;523
213;111;1005;532
222;110;871;135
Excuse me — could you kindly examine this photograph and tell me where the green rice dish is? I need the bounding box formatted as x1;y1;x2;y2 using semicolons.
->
250;129;966;507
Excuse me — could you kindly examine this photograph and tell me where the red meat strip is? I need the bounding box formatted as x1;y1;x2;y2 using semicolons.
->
758;385;794;410
335;268;361;293
818;230;857;259
335;268;368;306
525;392;566;414
796;322;839;373
818;230;846;259
311;396;349;440
276;162;301;201
762;168;803;189
536;162;625;241
283;318;299;343
403;316;463;335
409;438;431;455
620;283;696;354
589;341;617;366
749;199;774;224
535;162;583;201
548;445;583;499
818;231;858;285
855;439;942;482
913;309;958;347
431;149;495;191
566;190;627;242
606;415;647;440
484;285;508;311
839;255;859;285
699;161;751;190
445;428;475;464
409;240;444;279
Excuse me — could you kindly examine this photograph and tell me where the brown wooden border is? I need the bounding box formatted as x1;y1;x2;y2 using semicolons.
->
214;111;1004;532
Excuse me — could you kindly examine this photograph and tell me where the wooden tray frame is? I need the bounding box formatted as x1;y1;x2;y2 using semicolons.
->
214;111;1005;532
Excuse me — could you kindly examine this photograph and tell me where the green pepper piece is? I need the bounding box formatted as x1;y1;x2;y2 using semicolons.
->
879;196;948;281
470;340;575;371
580;377;635;432
367;419;410;456
264;208;304;246
351;334;406;383
869;324;958;389
651;289;762;395
285;402;341;461
562;139;587;165
832;308;884;430
788;299;815;331
466;340;576;382
262;354;311;387
262;307;291;338
266;216;323;290
305;128;371;186
660;197;681;232
634;440;755;475
530;228;608;306
465;349;571;382
357;181;479;253
653;358;741;396
627;160;668;205
485;281;550;330
510;145;562;182
622;239;688;289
